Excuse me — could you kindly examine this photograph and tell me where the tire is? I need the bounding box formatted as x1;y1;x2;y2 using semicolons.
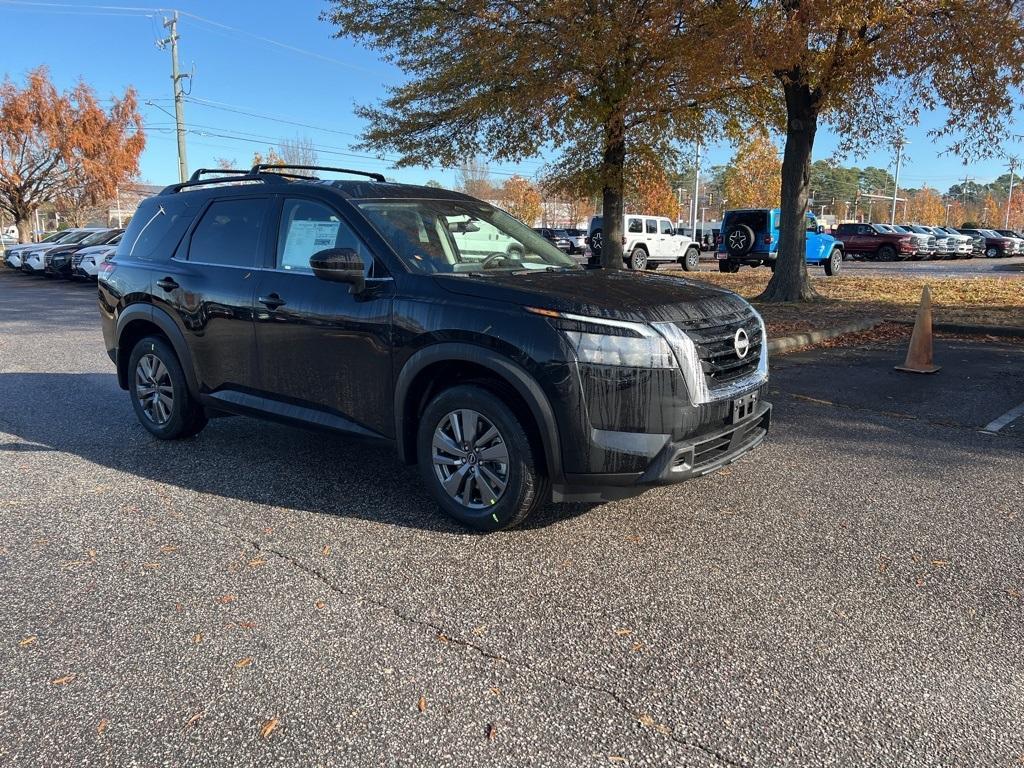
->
724;224;756;258
824;248;843;276
128;335;207;440
681;246;700;272
877;245;897;262
417;385;548;532
718;260;739;273
985;246;999;258
628;247;648;270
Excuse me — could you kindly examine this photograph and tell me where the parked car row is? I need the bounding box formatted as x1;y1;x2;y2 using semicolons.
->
832;222;1022;260
715;207;844;275
3;227;122;279
532;227;587;255
585;214;703;271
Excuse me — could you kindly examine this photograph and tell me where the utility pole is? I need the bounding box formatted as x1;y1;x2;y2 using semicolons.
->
115;185;123;228
1005;157;1018;228
945;202;952;226
890;136;906;225
690;142;701;238
160;12;189;183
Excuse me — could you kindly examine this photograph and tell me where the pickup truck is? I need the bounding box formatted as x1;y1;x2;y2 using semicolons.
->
832;223;917;260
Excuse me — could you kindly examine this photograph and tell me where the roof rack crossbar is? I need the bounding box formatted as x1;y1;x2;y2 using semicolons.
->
188;168;251;181
160;170;291;195
250;163;387;183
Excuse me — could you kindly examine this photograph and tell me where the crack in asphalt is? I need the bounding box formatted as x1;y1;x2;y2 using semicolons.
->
217;525;749;768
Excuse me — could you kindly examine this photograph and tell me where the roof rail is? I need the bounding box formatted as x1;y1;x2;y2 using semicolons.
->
250;163;387;183
188;168;250;181
159;169;290;195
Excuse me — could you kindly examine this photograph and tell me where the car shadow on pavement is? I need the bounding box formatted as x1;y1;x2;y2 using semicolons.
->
0;371;595;533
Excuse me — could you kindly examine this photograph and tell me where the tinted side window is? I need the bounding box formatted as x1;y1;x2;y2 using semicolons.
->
277;198;373;275
627;218;642;233
645;219;658;234
117;197;197;260
188;198;269;267
659;220;673;234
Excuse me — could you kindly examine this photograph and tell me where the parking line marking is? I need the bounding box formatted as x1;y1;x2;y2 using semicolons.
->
982;401;1024;433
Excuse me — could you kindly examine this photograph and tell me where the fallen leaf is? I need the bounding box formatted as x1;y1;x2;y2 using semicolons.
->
192;632;203;644
1008;588;1022;599
436;632;449;643
322;545;332;557
259;716;279;740
638;713;655;727
142;562;160;570
97;719;109;735
314;600;326;610
486;722;497;740
218;594;236;605
608;757;627;765
630;642;644;653
234;657;254;669
625;535;641;543
613;628;632;637
417;695;427;713
184;711;204;730
87;549;97;559
916;577;926;588
52;674;76;685
18;636;37;648
237;621;257;630
471;624;487;636
248;557;266;568
262;527;273;535
159;545;178;554
488;686;501;697
931;560;949;567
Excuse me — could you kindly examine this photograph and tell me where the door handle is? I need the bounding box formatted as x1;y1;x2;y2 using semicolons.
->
259;294;286;309
156;277;179;292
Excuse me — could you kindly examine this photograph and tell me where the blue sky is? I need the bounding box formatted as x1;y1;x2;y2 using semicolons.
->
1;0;1019;194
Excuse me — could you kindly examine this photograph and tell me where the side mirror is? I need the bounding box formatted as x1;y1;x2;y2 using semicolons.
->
817;225;826;234
310;247;365;293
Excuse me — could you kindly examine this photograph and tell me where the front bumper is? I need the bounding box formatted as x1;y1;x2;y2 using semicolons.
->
553;400;772;502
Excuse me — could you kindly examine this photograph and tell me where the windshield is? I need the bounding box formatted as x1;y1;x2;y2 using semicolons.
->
355;199;580;274
60;230;95;244
41;231;66;243
80;230;113;246
889;225;911;234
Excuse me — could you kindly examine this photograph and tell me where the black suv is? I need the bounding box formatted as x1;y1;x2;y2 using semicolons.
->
100;165;771;531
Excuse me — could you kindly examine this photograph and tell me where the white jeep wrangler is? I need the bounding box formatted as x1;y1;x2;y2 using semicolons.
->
587;214;701;271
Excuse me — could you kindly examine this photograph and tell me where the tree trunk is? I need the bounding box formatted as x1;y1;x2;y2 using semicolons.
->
758;80;820;302
599;119;626;269
15;215;33;243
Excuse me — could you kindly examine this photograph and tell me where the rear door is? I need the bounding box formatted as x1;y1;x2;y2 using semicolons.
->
156;195;269;396
644;218;658;256
657;218;676;259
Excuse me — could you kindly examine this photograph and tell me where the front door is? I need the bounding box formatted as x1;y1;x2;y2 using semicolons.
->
252;196;394;438
155;195;269;395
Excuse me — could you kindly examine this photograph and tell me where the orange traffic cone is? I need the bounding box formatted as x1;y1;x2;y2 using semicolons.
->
895;285;941;374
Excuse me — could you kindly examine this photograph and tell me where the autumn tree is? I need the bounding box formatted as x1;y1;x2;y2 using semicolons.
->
721;129;782;209
625;161;677;218
322;1;726;269
456;158;496;200
540;175;597;228
0;67;144;242
500;175;542;225
729;0;1024;301
904;187;945;226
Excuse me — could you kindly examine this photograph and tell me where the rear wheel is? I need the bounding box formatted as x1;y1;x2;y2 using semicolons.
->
824;248;843;276
417;385;548;532
628;247;648;270
985;246;1000;258
128;336;207;439
681;246;700;272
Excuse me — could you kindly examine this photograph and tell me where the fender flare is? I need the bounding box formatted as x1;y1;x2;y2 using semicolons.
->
115;304;199;394
394;343;564;482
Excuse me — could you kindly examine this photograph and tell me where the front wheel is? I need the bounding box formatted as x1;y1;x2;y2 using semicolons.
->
985;246;999;258
877;245;897;262
628;247;648;270
681;246;700;272
417;385;548;532
128;336;207;439
824;248;843;276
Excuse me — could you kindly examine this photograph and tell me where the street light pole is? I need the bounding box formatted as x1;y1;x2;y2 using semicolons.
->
691;142;701;238
890;136;906;225
1005;157;1017;228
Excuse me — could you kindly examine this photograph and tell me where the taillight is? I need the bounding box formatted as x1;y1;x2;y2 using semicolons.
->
715;234;723;245
763;234;773;244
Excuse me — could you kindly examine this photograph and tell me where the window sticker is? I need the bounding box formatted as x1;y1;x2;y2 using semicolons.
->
281;219;340;270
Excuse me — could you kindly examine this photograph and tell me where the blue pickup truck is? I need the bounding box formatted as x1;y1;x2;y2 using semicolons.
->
717;208;844;275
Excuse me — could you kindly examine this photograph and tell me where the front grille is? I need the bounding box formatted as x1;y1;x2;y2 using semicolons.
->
674;310;762;386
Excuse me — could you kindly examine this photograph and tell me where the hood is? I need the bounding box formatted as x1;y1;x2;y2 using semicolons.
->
433;268;750;324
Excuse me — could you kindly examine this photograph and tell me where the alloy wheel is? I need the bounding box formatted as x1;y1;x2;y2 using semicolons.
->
431;409;509;509
135;353;174;425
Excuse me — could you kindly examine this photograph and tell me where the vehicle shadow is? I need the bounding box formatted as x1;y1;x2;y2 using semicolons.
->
0;371;594;533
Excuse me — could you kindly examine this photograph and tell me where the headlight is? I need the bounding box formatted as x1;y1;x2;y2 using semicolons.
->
527;309;677;368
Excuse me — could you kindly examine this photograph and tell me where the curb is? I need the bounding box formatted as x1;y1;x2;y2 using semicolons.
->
888;319;1024;338
767;318;884;354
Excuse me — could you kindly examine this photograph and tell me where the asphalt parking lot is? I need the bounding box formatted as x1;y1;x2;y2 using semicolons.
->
688;253;1024;278
1;270;1022;767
